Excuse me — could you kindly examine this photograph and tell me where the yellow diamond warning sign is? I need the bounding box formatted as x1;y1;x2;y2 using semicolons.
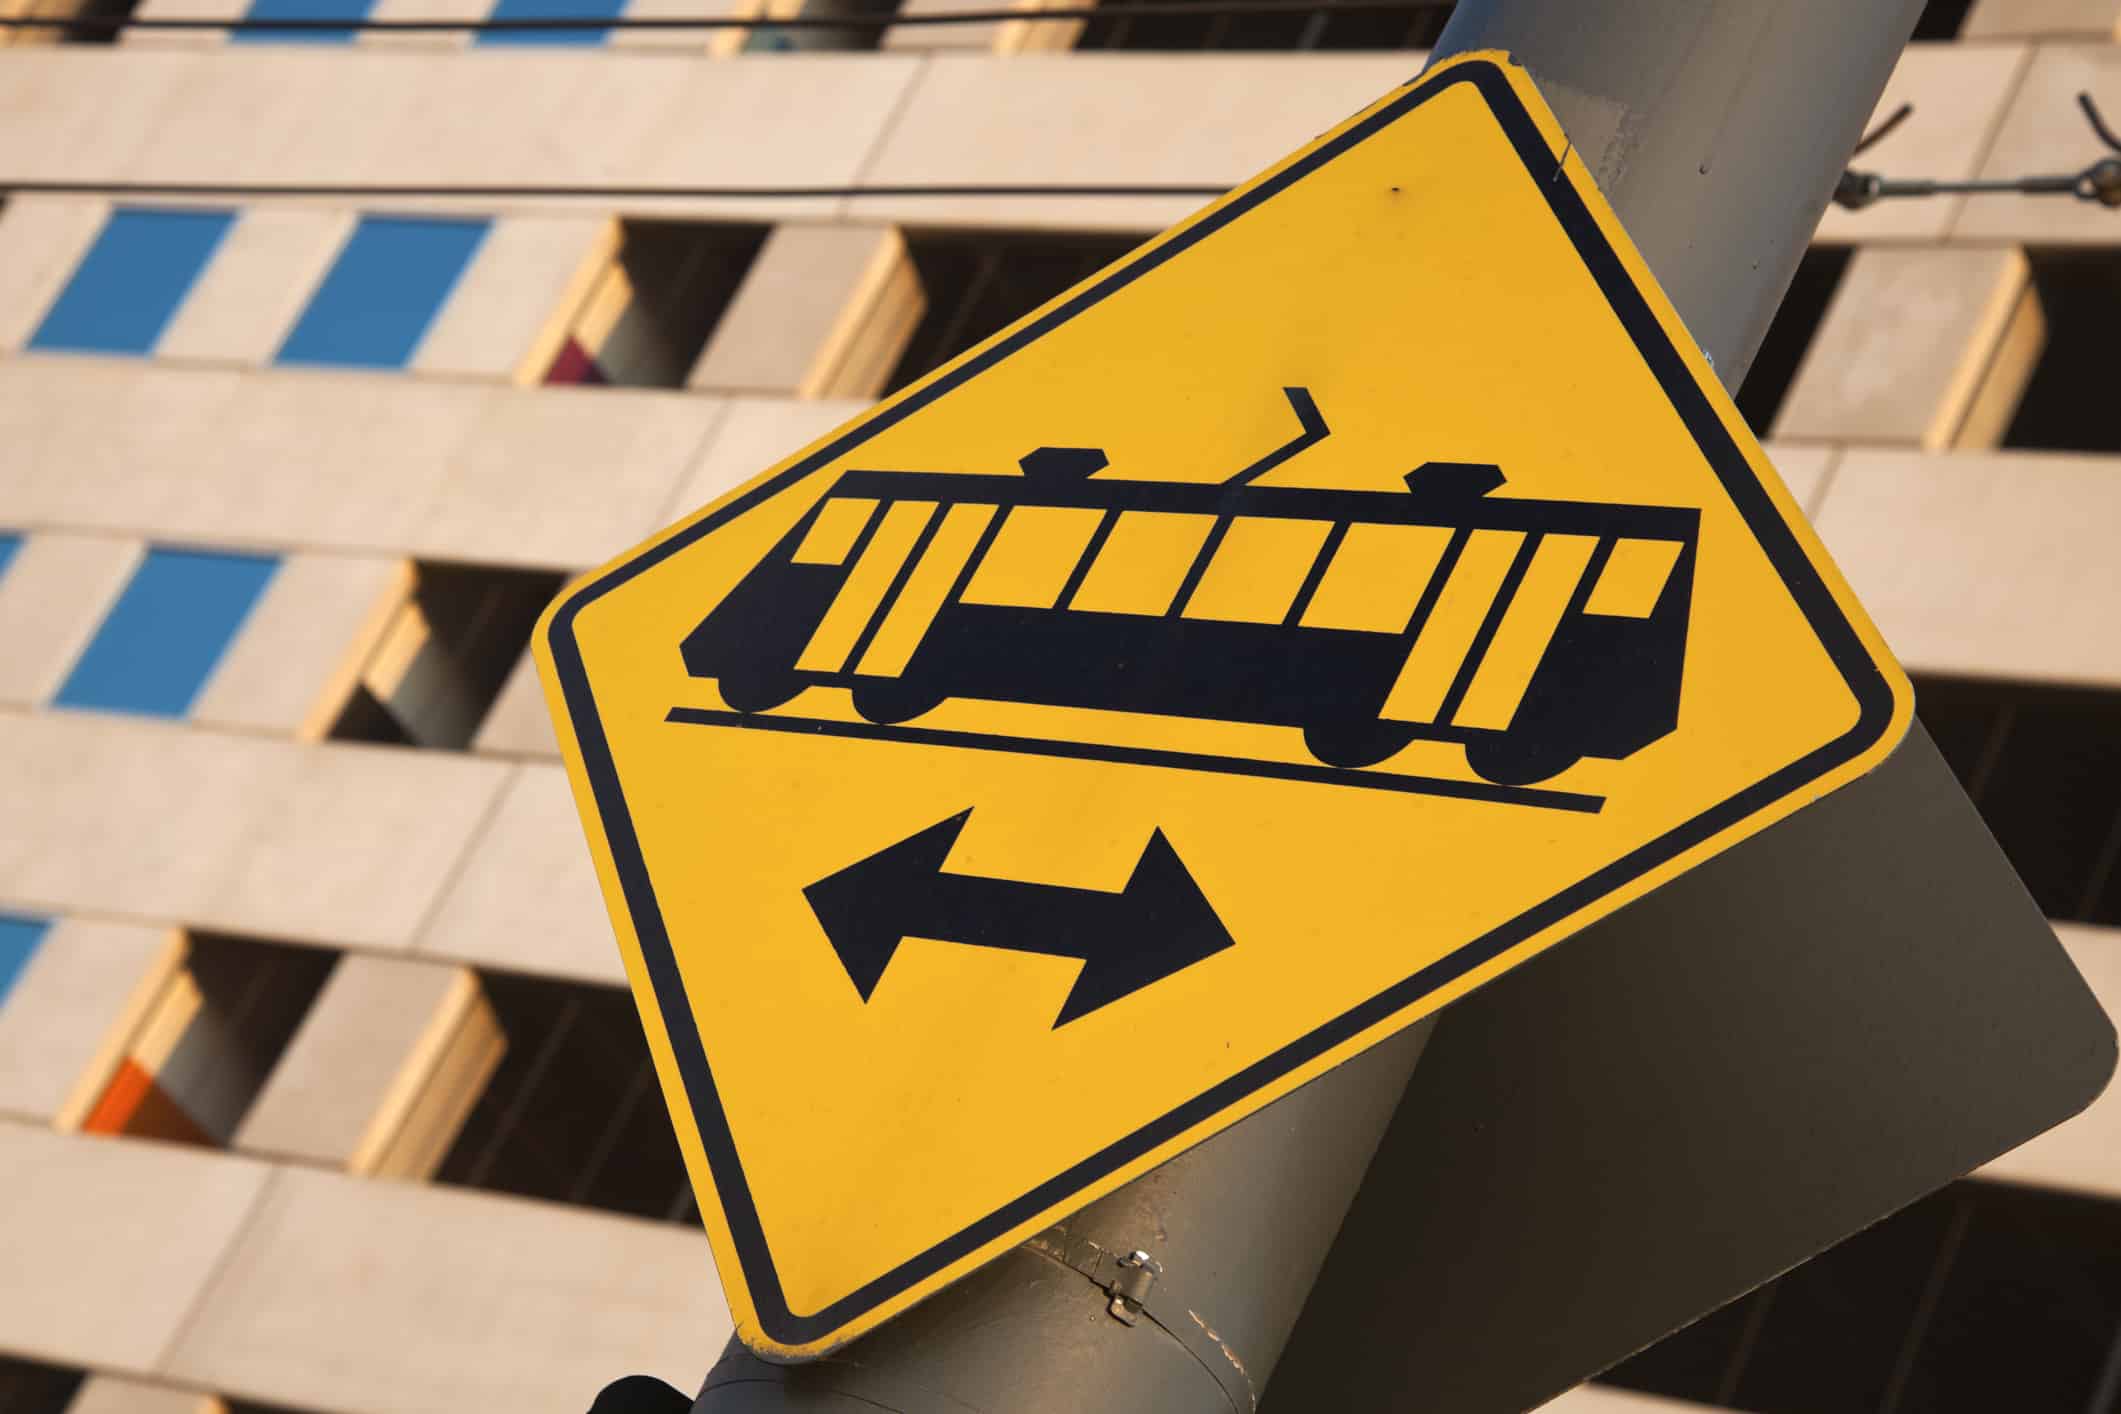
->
536;52;1911;1360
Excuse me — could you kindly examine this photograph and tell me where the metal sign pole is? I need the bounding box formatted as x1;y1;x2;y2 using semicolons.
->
630;3;2110;1411
687;1021;1434;1412
1264;4;2110;1412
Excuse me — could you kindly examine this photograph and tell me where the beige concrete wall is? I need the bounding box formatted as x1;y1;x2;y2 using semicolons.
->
883;0;1085;54
0;360;726;571
119;0;229;47
858;53;1420;231
359;0;480;50
156;209;354;367
1761;442;1841;518
0;45;2053;248
1966;0;2121;38
0;531;142;706
413;214;615;382
1955;43;2121;244
0;48;916;222
1816;41;2030;245
1535;1386;1724;1412
471;649;561;758
0;1122;727;1409
68;1375;224;1414
608;0;746;52
406;382;724;568
0;1123;271;1371
0;44;2052;247
1979;924;2121;1197
1773;247;2033;449
0;711;510;949
1811;447;2121;687
664;392;868;520
0;917;180;1126
160;1163;729;1413
190;553;410;738
688;223;923;399
416;763;624;985
0;196;109;352
234;953;493;1174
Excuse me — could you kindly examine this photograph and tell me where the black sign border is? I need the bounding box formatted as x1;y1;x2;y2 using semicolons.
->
545;57;1901;1349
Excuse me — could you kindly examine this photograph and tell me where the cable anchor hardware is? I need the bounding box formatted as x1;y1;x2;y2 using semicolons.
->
1836;92;2121;210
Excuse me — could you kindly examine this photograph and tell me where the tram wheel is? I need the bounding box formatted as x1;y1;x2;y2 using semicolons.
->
852;680;946;725
1303;719;1421;769
1463;734;1582;787
716;668;803;714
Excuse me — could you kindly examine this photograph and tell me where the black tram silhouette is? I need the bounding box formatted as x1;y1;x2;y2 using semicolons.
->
682;391;1697;786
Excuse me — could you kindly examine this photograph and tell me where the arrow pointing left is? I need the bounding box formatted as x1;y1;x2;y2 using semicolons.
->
803;810;1235;1027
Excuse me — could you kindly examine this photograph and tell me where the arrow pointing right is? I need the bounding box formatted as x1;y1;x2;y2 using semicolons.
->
803;810;1235;1028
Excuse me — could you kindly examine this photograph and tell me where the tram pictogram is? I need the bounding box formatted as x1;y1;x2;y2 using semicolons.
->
679;389;1698;787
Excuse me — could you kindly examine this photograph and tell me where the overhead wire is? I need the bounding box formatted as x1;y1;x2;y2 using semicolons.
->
1;178;1232;201
0;0;1450;34
0;15;2110;214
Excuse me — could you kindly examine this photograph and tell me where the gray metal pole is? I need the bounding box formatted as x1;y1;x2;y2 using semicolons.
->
692;1021;1433;1412
1261;6;2121;1414
1425;0;1925;384
683;4;1929;1410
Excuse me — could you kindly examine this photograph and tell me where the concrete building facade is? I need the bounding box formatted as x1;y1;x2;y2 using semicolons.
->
0;0;2118;1409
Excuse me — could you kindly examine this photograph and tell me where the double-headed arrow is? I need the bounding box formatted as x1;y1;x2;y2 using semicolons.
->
804;809;1234;1028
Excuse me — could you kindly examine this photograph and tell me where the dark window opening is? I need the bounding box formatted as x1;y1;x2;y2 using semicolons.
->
1602;1181;2121;1414
1075;0;1450;50
743;0;899;51
885;231;1144;393
0;0;139;44
1914;675;2121;926
80;932;336;1149
0;1355;83;1414
541;221;768;389
2000;250;2121;454
1737;245;1853;438
53;0;139;43
1912;0;1975;40
325;562;563;751
432;971;694;1223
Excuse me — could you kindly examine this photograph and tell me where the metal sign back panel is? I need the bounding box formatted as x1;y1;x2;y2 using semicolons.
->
538;53;1911;1358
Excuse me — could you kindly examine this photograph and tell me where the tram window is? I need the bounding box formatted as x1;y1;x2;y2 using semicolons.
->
2000;251;2121;453
961;506;1107;609
1068;512;1216;616
884;232;1144;392
1182;517;1334;624
1299;522;1453;633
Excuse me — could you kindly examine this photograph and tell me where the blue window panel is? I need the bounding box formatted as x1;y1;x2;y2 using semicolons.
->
55;549;279;719
27;208;234;356
275;216;489;369
477;0;624;44
0;534;20;582
0;915;52;1007
233;0;377;42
